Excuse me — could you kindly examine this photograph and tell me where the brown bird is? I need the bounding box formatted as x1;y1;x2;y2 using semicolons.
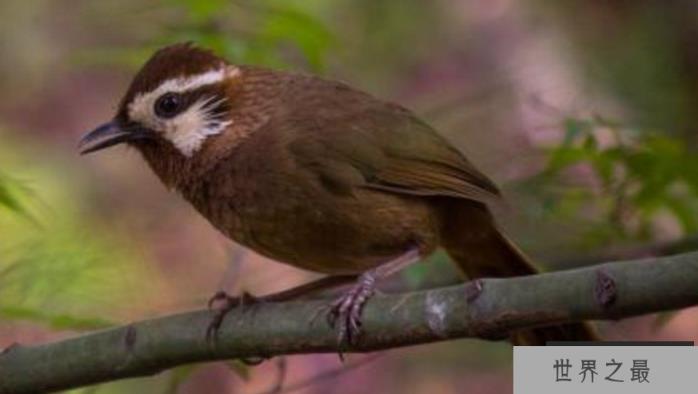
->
79;43;596;345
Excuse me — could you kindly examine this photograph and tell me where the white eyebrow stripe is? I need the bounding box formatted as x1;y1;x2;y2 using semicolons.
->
130;66;240;110
127;66;240;128
153;68;228;94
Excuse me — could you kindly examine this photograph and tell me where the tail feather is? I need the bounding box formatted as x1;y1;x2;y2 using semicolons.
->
441;202;598;345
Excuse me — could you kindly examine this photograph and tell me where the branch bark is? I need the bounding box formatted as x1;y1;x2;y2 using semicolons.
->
2;251;698;394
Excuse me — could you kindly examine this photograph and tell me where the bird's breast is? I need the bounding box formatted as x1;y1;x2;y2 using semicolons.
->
183;174;440;275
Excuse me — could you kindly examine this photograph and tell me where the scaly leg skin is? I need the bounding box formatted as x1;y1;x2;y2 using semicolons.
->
325;248;422;351
326;271;377;347
206;275;358;342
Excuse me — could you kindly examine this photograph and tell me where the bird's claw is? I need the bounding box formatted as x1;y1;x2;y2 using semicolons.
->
207;290;230;309
206;290;258;342
324;274;376;351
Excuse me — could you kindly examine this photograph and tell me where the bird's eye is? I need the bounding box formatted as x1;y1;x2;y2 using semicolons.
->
154;93;183;118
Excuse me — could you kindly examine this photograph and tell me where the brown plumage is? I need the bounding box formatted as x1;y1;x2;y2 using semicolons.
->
80;43;597;345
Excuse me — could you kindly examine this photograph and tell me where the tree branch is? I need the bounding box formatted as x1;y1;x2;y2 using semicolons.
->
2;251;698;394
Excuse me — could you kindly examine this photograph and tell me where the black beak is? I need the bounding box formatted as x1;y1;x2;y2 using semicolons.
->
78;121;148;155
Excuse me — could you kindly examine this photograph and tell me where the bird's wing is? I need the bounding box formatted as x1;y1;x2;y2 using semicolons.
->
284;76;501;205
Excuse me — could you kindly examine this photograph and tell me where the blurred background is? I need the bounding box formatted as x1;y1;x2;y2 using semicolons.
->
1;0;698;393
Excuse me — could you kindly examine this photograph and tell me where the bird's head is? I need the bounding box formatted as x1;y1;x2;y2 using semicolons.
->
79;43;242;159
77;43;265;189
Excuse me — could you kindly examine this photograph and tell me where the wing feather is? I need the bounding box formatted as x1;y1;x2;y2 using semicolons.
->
283;75;502;205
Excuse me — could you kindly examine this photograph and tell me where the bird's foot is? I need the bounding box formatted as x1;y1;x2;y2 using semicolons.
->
325;272;377;349
206;290;258;341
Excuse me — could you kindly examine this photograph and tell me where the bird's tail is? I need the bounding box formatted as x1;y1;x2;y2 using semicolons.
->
441;204;598;345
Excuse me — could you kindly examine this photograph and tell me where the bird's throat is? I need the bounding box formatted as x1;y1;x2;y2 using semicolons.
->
134;141;201;191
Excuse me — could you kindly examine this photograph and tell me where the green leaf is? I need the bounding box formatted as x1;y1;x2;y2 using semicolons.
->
545;146;590;175
591;150;617;186
582;133;598;152
0;181;22;212
163;365;200;394
175;0;229;22
0;306;114;330
403;262;430;287
0;173;37;223
260;5;334;71
664;196;698;233
226;360;251;381
562;117;593;144
652;311;680;331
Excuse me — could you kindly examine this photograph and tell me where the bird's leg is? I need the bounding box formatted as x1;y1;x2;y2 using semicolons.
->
326;248;422;347
206;275;357;341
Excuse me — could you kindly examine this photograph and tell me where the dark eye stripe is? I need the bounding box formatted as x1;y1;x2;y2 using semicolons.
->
172;85;230;119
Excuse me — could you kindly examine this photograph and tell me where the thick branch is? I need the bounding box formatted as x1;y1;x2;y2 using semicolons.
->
2;251;698;394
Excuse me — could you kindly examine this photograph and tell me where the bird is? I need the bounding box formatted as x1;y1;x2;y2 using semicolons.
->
79;43;597;346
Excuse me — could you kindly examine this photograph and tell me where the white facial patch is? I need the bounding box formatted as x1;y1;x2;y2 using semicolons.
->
127;66;240;156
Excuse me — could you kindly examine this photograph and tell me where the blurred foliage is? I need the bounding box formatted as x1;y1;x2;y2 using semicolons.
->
330;0;443;91
537;1;697;139
1;0;338;322
2;1;337;392
525;116;698;249
162;364;200;394
0;171;35;222
164;0;334;71
0;131;157;331
73;0;334;72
